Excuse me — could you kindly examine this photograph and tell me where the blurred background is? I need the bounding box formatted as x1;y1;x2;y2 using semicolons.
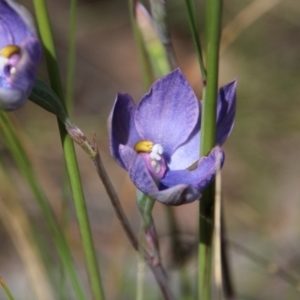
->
1;0;300;299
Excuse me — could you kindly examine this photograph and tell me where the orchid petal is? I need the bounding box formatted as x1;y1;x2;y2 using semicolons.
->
108;93;140;168
108;68;237;206
150;184;201;206
161;146;224;190
168;113;201;170
119;145;159;195
169;80;237;169
119;145;201;206
0;0;41;110
135;68;199;158
0;0;34;47
216;79;237;145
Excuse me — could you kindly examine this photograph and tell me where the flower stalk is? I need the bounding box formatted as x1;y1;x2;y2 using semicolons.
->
32;1;104;299
184;0;207;81
66;0;77;114
199;0;223;299
92;148;174;300
66;123;174;299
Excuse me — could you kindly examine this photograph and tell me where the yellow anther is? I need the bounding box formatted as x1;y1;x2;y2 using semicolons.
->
0;45;21;58
134;140;153;153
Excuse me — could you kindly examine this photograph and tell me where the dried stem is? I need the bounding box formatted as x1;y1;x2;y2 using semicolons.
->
68;127;174;300
92;148;138;250
92;147;174;300
221;214;236;300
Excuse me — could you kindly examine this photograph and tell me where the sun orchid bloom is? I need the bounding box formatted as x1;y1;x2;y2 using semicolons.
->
0;0;41;111
108;69;236;205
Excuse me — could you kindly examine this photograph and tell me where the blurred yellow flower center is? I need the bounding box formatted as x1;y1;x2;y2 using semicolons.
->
0;45;21;58
134;140;153;153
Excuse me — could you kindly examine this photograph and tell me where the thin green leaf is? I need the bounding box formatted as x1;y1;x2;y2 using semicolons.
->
29;78;69;125
198;0;223;299
184;0;207;81
32;1;105;298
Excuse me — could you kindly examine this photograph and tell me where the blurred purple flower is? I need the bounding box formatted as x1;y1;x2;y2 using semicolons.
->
0;0;41;110
108;69;236;205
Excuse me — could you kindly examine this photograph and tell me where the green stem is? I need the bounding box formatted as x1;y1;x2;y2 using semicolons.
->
198;0;222;299
138;192;155;230
184;0;207;81
136;255;146;300
32;1;104;299
201;0;222;155
66;0;77;115
60;1;77;296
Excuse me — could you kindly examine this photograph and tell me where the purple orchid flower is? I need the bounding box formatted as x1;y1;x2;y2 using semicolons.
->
108;69;236;205
0;0;41;111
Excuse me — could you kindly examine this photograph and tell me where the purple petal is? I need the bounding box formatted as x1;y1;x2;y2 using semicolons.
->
0;38;41;110
216;80;237;145
150;184;201;206
119;145;201;206
161;146;224;190
168;111;201;170
169;80;237;169
135;68;199;158
119;145;160;195
0;0;34;47
108;93;140;168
